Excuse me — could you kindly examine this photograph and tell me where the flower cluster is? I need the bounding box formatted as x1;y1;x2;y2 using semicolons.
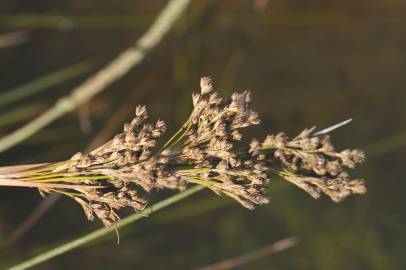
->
2;77;366;226
52;106;185;226
250;128;366;202
169;77;269;209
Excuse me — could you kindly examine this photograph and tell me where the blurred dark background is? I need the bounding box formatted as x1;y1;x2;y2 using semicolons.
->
0;0;405;269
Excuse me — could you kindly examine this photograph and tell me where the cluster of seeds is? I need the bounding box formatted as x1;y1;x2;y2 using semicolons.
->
250;127;366;202
169;78;269;208
50;106;185;226
2;77;366;226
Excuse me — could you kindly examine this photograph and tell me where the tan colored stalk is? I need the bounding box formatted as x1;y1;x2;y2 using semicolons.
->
0;178;102;190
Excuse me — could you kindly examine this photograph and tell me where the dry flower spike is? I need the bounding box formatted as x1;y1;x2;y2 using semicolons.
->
0;77;366;226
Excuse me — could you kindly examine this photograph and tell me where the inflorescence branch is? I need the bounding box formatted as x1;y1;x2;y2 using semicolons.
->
0;77;366;226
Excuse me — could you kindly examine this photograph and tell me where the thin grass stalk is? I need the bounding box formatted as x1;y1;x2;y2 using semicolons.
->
194;236;298;270
6;185;204;270
364;130;406;157
0;15;152;30
0;31;29;48
0;61;91;108
0;104;44;127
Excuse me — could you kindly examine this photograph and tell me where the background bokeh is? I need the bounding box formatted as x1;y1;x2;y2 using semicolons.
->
0;1;405;269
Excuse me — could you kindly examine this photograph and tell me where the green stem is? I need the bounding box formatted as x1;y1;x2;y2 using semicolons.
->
0;179;102;190
171;123;192;148
29;175;108;183
1;168;107;182
187;177;219;189
6;185;204;270
0;62;92;108
161;126;185;150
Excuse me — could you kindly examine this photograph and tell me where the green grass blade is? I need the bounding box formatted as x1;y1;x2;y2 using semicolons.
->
0;61;92;108
0;103;43;127
6;185;204;270
0;15;152;30
364;130;406;157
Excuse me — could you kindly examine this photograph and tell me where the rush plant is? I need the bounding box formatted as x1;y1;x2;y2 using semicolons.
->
0;77;366;227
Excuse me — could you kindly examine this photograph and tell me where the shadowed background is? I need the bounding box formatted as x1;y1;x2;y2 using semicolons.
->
0;0;405;269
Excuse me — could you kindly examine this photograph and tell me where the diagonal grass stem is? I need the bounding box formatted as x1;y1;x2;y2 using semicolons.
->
6;185;204;270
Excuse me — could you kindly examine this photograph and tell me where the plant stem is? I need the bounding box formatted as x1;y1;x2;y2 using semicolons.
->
161;126;185;150
29;175;108;183
0;61;92;108
6;185;204;270
0;179;102;190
